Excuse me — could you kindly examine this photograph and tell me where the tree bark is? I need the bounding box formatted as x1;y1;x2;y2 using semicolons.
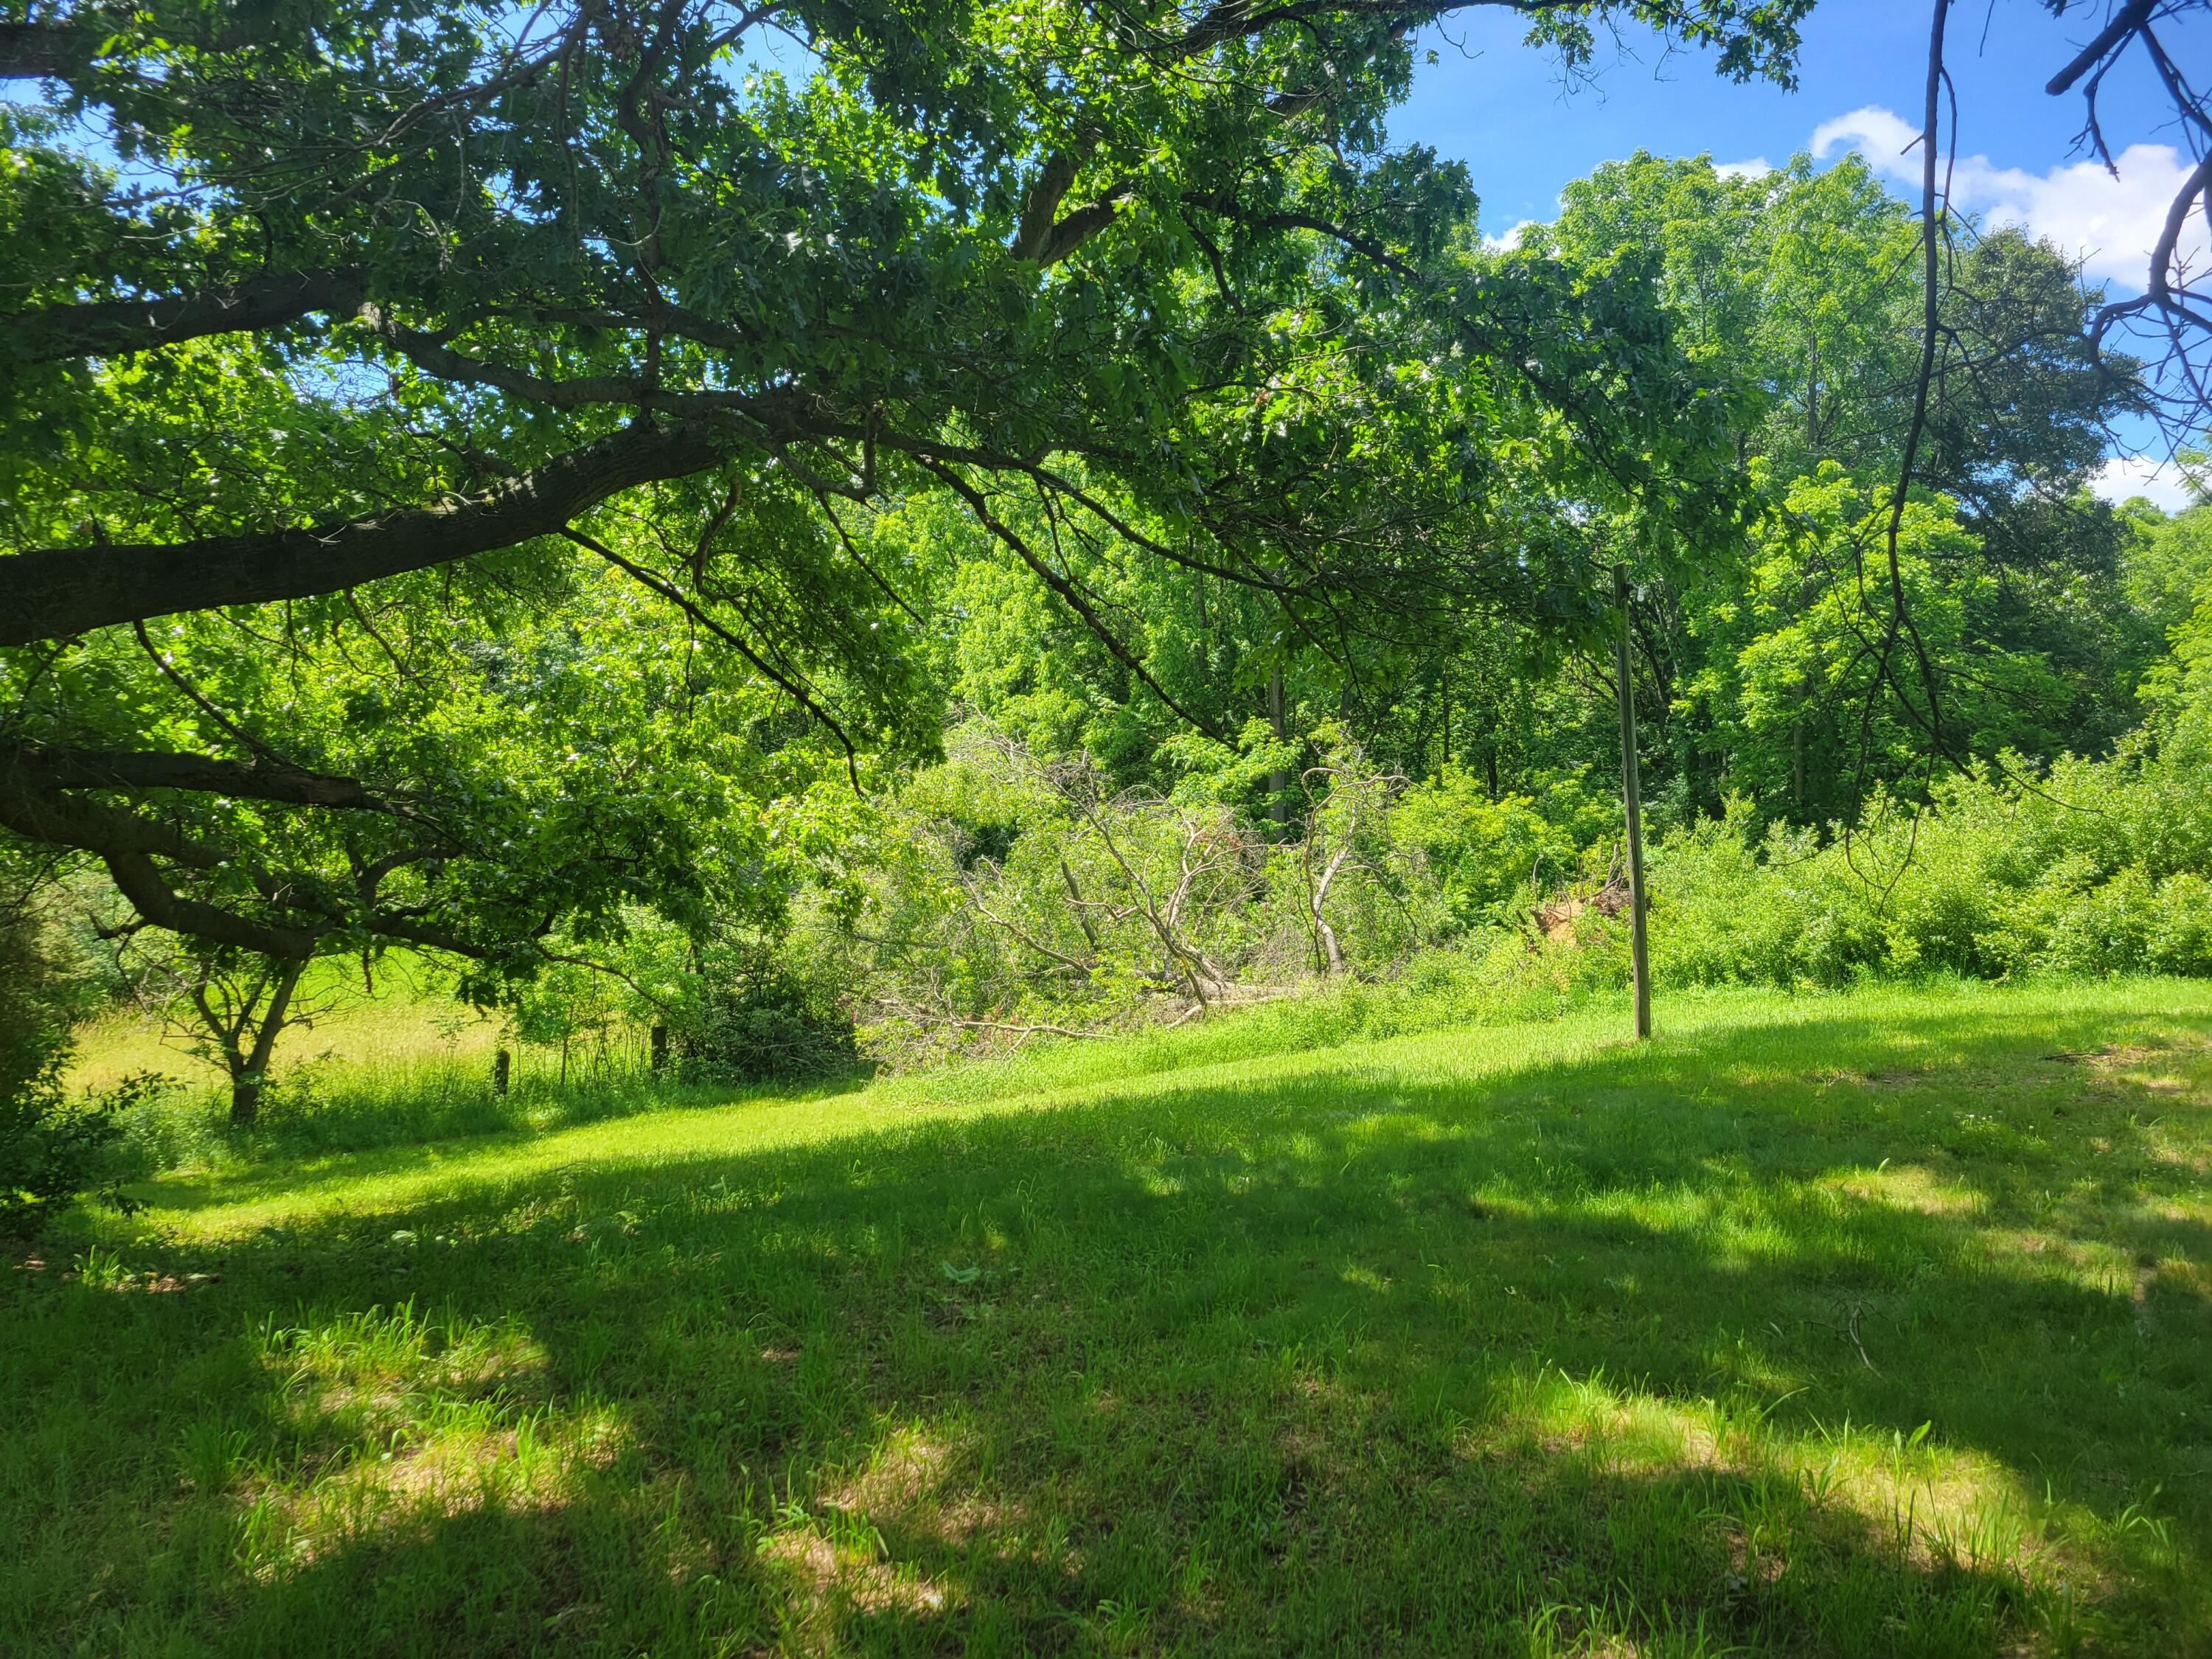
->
13;269;366;364
14;745;384;808
228;956;306;1127
0;419;734;644
0;19;93;80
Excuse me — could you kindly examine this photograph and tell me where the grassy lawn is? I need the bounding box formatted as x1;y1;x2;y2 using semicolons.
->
6;981;2210;1657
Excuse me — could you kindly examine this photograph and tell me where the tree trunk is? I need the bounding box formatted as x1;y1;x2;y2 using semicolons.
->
1310;846;1352;975
1613;565;1652;1041
229;956;306;1127
229;1068;262;1127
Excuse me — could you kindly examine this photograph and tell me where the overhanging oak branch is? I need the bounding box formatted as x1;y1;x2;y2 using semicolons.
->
0;417;738;642
12;746;392;810
13;269;367;364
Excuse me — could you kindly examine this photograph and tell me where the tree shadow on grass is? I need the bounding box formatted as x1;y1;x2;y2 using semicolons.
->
10;993;2211;1655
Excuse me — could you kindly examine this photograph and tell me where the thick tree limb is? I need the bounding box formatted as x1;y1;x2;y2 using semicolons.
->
0;763;498;959
0;769;222;867
2044;0;2152;96
1170;0;1578;60
102;850;321;958
0;768;323;956
0;417;737;642
12;745;389;810
1010;150;1087;260
1032;187;1136;266
369;311;685;408
0;19;92;81
13;269;366;364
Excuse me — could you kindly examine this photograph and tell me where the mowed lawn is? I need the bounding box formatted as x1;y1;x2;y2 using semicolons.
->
6;983;2211;1657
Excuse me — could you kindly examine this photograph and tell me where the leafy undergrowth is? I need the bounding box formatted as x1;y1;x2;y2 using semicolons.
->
6;981;2210;1657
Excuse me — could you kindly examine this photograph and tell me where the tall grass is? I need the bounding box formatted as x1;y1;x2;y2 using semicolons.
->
70;925;1650;1175
72;992;718;1175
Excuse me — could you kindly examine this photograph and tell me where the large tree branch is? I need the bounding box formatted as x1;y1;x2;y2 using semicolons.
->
1006;138;1139;268
1169;0;1579;59
0;417;738;642
12;745;391;810
1009;150;1088;261
102;850;321;958
0;765;319;956
1032;187;1136;266
11;268;366;364
2044;0;2152;96
363;914;500;959
0;18;97;81
0;757;500;956
0;771;222;867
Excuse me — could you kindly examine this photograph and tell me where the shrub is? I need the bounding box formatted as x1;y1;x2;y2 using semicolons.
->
673;967;859;1085
0;907;126;1237
1643;747;2212;990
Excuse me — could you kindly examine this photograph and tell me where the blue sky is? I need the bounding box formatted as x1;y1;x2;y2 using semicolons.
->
1391;0;2207;504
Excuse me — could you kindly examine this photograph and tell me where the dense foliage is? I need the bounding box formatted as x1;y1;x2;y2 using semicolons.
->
2;0;1806;987
0;861;120;1234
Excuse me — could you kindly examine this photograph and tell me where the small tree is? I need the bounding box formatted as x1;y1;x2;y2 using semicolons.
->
178;954;313;1127
1298;737;1407;975
111;941;330;1127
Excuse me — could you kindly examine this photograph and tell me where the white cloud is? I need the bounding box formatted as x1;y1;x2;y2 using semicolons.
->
1714;157;1774;181
1809;105;1923;173
1810;104;2202;291
2093;452;2199;513
1481;218;1538;253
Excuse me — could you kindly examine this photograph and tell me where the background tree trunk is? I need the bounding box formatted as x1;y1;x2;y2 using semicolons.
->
227;957;306;1126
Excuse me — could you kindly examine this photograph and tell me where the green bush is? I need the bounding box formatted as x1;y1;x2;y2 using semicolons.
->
1644;745;2212;990
0;908;125;1237
674;968;860;1085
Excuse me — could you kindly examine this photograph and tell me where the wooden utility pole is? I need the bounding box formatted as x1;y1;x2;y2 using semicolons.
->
1613;564;1652;1040
1267;667;1290;831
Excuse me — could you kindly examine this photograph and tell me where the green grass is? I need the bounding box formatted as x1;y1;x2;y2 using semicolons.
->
7;980;2211;1656
71;931;1601;1174
71;970;717;1172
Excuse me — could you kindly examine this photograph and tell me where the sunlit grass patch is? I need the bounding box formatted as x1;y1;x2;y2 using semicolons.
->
173;1300;622;1589
1492;1362;2054;1579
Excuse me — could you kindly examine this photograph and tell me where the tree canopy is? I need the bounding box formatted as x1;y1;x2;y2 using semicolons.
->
1;0;1813;969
